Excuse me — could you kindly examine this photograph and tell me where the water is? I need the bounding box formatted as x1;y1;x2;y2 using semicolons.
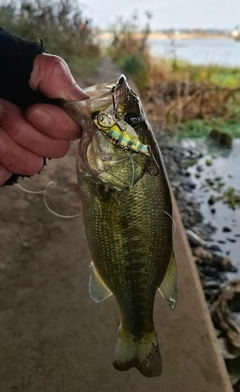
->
150;38;240;68
185;139;240;276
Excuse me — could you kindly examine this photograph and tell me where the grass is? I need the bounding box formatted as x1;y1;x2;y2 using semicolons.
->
223;187;240;209
177;118;240;139
172;62;240;88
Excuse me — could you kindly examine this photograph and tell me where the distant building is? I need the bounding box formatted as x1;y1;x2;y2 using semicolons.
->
232;28;240;37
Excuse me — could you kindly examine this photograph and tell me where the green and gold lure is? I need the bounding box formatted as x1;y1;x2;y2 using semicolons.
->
92;111;151;157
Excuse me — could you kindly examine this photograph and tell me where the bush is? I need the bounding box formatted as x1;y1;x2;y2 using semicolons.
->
0;0;100;73
107;12;151;92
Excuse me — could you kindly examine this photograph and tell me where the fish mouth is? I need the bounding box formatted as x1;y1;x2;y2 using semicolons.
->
62;74;142;140
62;74;129;138
62;75;142;176
62;75;152;189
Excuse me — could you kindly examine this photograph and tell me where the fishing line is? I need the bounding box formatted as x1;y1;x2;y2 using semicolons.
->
18;183;45;195
163;210;177;235
18;182;81;219
125;152;135;205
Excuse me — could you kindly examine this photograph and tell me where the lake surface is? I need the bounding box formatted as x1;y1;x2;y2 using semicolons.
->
150;38;240;68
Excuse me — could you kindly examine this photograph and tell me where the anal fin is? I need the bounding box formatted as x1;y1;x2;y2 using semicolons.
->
158;250;177;310
89;262;113;302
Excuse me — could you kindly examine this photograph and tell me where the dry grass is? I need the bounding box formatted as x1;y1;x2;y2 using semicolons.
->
143;79;240;126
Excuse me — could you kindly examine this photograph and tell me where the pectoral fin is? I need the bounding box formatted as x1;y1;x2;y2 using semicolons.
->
158;250;177;310
89;262;113;302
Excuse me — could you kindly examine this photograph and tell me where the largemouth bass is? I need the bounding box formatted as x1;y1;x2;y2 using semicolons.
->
63;75;177;377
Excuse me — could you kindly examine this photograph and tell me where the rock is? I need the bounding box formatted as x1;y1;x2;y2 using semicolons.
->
186;230;206;247
196;165;203;172
208;195;215;205
201;266;222;279
202;280;220;290
217;337;239;360
171;181;181;189
206;178;214;186
209;129;232;147
204;289;220;300
223;226;232;232
212;255;237;272
208;244;222;252
182;182;196;192
193;246;213;261
227;238;236;243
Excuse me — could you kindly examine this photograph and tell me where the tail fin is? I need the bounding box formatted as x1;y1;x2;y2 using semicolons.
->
113;325;162;377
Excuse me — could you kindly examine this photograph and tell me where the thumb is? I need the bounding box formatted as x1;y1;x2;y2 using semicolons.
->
29;53;89;101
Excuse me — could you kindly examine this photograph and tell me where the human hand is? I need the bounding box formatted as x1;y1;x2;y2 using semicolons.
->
0;53;88;185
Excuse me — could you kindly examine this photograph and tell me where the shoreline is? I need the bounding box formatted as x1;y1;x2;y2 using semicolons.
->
99;31;233;41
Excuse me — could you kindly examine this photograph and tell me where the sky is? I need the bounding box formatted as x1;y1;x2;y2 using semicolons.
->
82;0;240;31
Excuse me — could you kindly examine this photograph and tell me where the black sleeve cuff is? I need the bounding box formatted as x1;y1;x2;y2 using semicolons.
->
0;28;59;186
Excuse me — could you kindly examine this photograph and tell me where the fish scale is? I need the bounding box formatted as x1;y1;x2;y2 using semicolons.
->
78;150;171;332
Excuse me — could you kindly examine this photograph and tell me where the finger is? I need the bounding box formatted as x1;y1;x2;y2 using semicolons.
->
0;164;12;186
25;103;82;140
0;127;43;175
29;54;89;100
0;100;71;158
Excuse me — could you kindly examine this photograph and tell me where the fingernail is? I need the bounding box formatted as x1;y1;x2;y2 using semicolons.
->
27;108;51;129
67;84;89;100
0;165;12;185
77;86;89;99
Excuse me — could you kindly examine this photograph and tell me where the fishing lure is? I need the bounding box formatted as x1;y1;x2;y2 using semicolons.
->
92;111;151;156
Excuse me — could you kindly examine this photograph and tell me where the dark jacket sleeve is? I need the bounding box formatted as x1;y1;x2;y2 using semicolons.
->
0;28;59;186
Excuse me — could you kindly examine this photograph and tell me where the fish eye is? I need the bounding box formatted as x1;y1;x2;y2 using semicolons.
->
97;115;103;122
124;112;140;128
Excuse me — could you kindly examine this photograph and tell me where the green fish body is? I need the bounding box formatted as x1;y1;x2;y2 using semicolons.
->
64;75;177;377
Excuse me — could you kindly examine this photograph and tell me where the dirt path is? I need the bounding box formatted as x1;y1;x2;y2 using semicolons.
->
0;58;122;391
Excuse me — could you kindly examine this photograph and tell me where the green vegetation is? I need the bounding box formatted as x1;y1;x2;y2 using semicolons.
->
106;12;151;92
0;0;100;74
177;118;240;139
163;60;240;88
223;187;240;209
117;53;148;92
